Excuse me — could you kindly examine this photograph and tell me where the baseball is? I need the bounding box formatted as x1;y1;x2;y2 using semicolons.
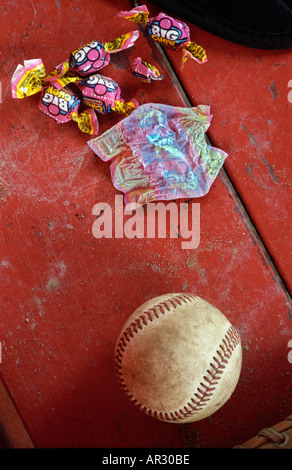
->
114;293;242;423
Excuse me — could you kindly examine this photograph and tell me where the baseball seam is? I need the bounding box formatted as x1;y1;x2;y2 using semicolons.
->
115;293;241;422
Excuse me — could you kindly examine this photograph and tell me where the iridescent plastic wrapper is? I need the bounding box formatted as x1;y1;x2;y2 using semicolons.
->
118;5;207;66
11;59;99;135
88;103;227;206
76;73;139;116
55;31;139;77
132;57;164;82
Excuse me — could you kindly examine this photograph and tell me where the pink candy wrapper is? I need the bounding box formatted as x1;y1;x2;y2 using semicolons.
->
40;84;99;134
77;73;139;116
56;31;139;77
88;103;227;206
118;5;207;66
132;57;164;82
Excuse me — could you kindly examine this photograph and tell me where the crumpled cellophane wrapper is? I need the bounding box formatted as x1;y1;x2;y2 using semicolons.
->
88;102;228;206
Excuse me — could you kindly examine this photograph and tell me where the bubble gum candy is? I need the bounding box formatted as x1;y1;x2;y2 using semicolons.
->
11;59;98;134
57;31;139;77
118;5;207;66
132;57;164;82
40;84;99;135
88;103;227;206
76;73;139;116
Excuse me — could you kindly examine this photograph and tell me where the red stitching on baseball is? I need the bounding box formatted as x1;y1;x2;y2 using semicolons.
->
114;294;241;422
